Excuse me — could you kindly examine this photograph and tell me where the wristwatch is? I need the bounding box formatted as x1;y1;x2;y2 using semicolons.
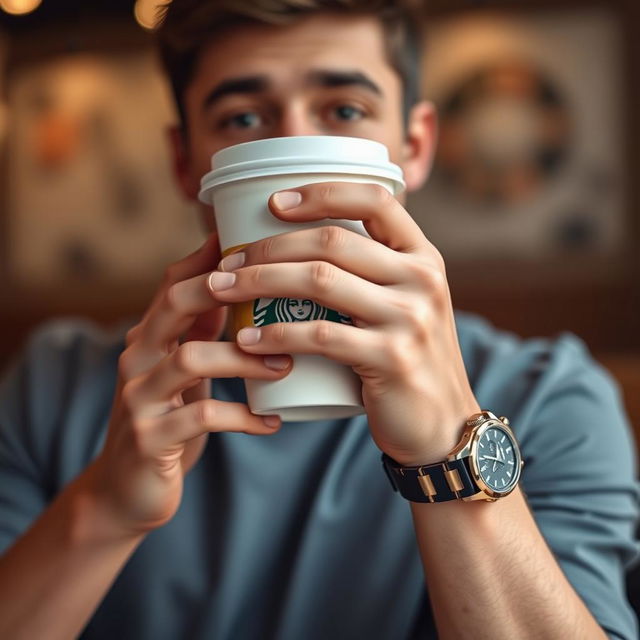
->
381;411;523;503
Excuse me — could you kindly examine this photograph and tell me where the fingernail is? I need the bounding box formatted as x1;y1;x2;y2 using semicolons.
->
264;355;290;370
237;327;261;345
208;271;236;291
218;252;245;272
263;415;280;428
272;191;302;210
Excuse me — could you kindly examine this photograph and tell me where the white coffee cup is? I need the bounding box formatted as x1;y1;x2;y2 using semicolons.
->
199;136;404;421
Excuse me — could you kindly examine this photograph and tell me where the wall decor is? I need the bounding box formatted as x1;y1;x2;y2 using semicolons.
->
409;8;625;262
5;49;204;288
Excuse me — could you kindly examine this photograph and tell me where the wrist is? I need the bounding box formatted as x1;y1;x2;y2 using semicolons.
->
382;410;523;504
67;459;148;548
387;402;481;467
389;439;458;468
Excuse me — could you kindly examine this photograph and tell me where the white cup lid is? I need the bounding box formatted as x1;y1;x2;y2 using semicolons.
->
199;136;405;201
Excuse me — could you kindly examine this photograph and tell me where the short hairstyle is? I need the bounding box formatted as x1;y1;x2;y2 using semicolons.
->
155;0;425;130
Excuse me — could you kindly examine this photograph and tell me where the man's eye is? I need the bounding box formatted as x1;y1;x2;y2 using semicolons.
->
332;105;365;121
223;112;262;129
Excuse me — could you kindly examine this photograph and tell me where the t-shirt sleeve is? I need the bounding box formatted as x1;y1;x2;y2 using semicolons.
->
515;335;639;640
0;321;122;557
0;348;48;555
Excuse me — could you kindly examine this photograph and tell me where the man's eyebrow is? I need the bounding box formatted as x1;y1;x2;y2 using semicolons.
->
202;75;270;110
306;69;383;96
201;70;382;111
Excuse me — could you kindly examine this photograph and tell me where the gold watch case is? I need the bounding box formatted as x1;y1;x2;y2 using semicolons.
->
447;411;524;502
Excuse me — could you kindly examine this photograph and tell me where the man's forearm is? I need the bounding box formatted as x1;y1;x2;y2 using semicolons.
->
410;487;606;639
0;459;145;640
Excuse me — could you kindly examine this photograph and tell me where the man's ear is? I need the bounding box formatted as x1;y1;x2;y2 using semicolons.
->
167;125;200;201
400;101;438;193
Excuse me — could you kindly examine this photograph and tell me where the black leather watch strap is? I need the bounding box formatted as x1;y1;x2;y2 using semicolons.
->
381;453;478;503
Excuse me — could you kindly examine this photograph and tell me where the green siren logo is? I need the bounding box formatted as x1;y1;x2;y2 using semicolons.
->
253;298;353;327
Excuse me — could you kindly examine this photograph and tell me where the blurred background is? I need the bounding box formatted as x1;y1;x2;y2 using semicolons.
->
0;0;638;428
0;0;640;612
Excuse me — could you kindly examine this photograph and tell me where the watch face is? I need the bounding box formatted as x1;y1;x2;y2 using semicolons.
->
475;424;521;495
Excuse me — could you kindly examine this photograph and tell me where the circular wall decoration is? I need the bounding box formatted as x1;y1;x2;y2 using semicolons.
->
436;61;571;207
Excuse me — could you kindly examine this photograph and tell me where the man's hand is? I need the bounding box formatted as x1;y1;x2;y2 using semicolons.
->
212;182;481;467
93;233;292;536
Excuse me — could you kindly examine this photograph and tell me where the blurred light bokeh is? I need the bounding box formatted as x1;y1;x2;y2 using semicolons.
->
0;0;42;17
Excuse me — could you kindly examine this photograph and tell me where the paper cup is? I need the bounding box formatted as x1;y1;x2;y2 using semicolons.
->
199;136;405;421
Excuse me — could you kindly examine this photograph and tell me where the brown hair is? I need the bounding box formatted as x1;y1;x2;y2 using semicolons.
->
155;0;425;130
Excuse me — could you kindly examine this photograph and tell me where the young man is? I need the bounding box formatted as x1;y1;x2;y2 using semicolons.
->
0;1;638;638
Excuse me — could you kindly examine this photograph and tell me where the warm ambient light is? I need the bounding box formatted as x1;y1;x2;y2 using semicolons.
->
134;0;168;31
0;0;42;15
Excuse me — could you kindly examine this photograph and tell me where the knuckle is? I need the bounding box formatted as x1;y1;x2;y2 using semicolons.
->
130;416;154;455
394;296;420;324
163;263;181;286
430;245;446;271
320;225;347;253
125;324;141;347
174;342;199;374
195;400;217;426
261;235;277;262
406;308;430;343
427;270;448;309
118;347;137;381
412;262;448;304
384;336;414;374
163;282;183;312
317;183;336;204
390;292;432;343
370;183;392;206
313;321;333;346
120;377;141;409
311;260;337;293
271;322;287;345
248;264;265;288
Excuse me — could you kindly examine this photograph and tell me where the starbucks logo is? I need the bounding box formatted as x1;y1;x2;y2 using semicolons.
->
253;298;352;327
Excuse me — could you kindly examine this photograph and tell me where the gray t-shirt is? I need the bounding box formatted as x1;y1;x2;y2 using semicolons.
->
0;312;638;639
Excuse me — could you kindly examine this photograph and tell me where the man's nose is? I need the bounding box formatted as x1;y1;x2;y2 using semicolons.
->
274;104;320;137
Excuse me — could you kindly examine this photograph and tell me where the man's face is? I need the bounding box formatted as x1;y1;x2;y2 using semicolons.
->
177;12;429;208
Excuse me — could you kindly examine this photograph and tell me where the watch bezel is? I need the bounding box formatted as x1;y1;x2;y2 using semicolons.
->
467;419;522;500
